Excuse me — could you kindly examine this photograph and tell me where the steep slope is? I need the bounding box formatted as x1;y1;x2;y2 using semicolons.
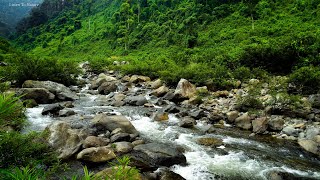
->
14;0;320;87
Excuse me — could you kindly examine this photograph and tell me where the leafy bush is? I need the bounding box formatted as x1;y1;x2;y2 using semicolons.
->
288;66;320;94
0;55;80;86
88;58;113;74
0;93;26;130
232;66;252;81
0;131;56;169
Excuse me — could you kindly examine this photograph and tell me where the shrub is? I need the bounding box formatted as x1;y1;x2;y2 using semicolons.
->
0;93;26;130
232;66;252;81
288;66;320;94
0;55;80;86
0;131;56;169
88;58;113;74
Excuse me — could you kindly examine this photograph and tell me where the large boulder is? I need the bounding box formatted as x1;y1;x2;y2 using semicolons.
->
130;143;186;170
111;142;134;154
22;80;78;101
48;121;88;159
124;96;148;106
98;82;117;95
226;111;239;123
76;146;116;162
16;88;55;104
235;113;252;130
174;79;196;100
91;114;139;135
252;117;268;134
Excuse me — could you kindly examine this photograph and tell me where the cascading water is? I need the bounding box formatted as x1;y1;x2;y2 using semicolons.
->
24;82;320;180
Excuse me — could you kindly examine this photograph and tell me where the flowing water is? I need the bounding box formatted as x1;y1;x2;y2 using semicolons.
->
25;83;320;180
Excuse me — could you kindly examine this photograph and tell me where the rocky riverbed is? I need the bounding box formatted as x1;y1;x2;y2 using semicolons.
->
16;63;320;179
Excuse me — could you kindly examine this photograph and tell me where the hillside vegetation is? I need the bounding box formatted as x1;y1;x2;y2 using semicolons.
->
9;0;320;93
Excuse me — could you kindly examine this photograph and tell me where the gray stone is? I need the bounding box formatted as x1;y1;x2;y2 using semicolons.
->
91;114;138;134
131;143;186;170
268;117;285;131
110;133;131;142
98;82;117;95
48;121;88;159
59;109;76;117
42;104;64;116
226;111;239;123
305;127;320;140
178;116;196;128
125;95;148;106
22;80;78;101
152;85;169;97
252;117;268;134
150;79;163;89
16;88;55;104
111;142;134;154
282;126;300;137
235;113;252;130
298;139;319;156
83;136;109;148
174;79;196;99
76;146;116;162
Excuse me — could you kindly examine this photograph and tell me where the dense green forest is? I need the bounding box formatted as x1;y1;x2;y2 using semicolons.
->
4;0;320;91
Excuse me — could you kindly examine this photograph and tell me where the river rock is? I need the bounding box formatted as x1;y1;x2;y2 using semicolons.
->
197;137;223;147
129;75;151;83
131;143;186;170
150;79;162;89
83;136;110;148
235;113;252;130
298;139;319;156
157;168;186;180
76;146;116;162
226;111;239;123
188;109;207;119
125;95;148;106
252;117;268;134
98;81;117;95
42;103;64;116
152;112;169;121
178;116;196;128
91;74;117;89
48;121;88;159
111;142;134;154
163;90;175;100
268;116;285;131
91;114;139;134
22;80;78;101
59;109;76;117
110;133;131;142
282;126;300;137
152;85;169;97
114;93;126;101
16;88;55;104
174;79;196;100
305;127;320;140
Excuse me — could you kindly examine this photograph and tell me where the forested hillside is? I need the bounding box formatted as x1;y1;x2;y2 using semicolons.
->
11;0;320;91
0;0;42;37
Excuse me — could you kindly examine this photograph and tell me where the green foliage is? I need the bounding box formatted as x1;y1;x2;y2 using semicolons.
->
236;85;263;112
288;66;320;95
0;55;80;86
0;93;26;130
0;166;44;180
105;156;140;180
0;131;56;169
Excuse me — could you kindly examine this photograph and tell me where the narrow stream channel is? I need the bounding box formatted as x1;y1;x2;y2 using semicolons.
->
25;83;320;180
